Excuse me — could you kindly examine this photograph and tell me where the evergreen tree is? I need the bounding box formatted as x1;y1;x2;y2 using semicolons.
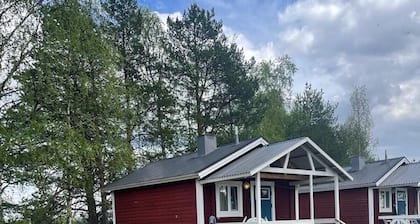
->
167;4;257;148
286;83;346;163
103;0;179;161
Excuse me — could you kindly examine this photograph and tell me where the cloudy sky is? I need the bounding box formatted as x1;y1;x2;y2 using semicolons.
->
141;0;420;161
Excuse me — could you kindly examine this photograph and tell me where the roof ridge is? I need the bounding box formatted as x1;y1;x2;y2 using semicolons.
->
366;156;405;164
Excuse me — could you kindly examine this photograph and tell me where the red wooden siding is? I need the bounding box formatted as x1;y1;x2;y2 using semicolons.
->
300;188;369;224
114;180;197;224
408;187;417;215
275;180;294;220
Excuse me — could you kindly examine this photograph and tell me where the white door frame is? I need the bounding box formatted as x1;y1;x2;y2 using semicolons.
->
395;188;408;215
250;181;276;221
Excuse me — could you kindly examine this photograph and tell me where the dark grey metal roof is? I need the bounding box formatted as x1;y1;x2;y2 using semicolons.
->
204;137;307;181
381;162;420;187
203;137;353;182
103;137;263;192
341;157;405;188
308;157;406;191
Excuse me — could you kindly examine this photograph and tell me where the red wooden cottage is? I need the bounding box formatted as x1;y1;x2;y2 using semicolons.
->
299;156;420;224
103;136;353;224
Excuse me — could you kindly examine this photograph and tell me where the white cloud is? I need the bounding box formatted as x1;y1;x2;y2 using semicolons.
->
280;27;314;54
154;11;182;30
223;26;276;61
374;78;420;120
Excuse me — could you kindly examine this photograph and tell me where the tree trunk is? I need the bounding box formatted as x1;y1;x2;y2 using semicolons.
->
98;159;108;224
86;170;98;224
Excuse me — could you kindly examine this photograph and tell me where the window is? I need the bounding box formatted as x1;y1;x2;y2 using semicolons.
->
215;181;243;217
379;189;392;213
418;190;420;214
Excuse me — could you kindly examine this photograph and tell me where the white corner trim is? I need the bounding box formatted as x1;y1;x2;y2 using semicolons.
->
376;158;409;186
368;188;374;224
111;192;116;224
196;180;205;224
198;137;268;179
250;138;308;175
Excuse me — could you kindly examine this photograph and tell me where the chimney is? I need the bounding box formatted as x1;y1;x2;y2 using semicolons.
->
197;135;217;155
350;156;365;171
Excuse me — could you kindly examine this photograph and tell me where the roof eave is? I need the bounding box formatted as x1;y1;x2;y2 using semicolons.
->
102;173;199;192
375;157;409;186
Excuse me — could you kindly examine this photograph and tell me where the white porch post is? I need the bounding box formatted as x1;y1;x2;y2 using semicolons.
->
256;172;262;224
195;180;205;224
309;174;314;221
334;175;340;220
295;184;300;220
111;192;116;224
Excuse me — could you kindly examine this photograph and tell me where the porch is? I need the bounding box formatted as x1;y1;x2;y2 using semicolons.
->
379;215;420;224
223;218;344;224
199;138;352;224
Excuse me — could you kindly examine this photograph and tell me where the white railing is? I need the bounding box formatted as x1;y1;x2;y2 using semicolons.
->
379;215;420;224
221;218;344;224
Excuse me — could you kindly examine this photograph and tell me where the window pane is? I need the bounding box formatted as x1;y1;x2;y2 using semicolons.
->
230;186;238;211
219;185;228;211
380;191;386;209
385;191;390;208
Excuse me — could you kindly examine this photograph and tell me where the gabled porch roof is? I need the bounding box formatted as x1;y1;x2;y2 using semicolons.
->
201;137;353;184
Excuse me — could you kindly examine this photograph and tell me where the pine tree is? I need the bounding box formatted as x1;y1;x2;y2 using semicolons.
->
167;3;257;148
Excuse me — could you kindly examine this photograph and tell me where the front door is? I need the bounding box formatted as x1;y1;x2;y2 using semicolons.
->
260;186;272;220
252;184;274;221
396;189;407;215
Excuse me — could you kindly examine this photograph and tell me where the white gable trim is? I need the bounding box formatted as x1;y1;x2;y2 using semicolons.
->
198;137;268;179
250;137;352;181
305;138;353;181
375;158;408;186
250;138;308;176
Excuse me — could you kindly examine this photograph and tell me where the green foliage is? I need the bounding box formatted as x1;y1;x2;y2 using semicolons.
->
103;0;180;161
4;0;134;223
0;1;379;223
339;85;375;162
167;3;258;148
286;83;347;164
240;56;296;143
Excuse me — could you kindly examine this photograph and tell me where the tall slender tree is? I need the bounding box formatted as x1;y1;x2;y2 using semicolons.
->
167;4;257;148
103;0;179;161
340;85;375;160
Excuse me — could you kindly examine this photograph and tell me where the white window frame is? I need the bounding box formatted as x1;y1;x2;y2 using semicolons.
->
379;188;392;213
418;190;420;215
215;181;243;218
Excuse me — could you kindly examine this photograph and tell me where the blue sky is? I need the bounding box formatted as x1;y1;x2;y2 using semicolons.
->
143;0;420;161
